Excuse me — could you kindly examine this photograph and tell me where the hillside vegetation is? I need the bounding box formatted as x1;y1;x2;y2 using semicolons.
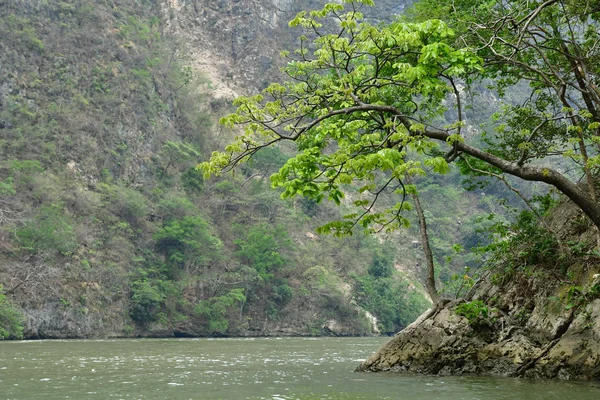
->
0;0;526;339
0;0;438;339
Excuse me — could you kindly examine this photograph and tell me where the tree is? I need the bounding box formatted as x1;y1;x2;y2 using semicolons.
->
234;224;290;282
154;215;223;273
202;0;600;286
194;288;246;334
409;0;600;242
158;141;200;177
0;284;24;339
408;178;441;303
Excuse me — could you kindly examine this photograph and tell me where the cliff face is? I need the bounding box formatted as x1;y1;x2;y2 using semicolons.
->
358;200;600;380
165;0;412;95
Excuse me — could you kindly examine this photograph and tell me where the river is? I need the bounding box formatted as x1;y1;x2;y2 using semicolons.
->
0;337;598;399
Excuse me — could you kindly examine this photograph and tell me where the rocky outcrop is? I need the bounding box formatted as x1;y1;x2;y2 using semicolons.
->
165;0;413;94
358;267;600;380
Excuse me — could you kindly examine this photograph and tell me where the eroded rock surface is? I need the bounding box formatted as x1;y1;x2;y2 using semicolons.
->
358;271;600;379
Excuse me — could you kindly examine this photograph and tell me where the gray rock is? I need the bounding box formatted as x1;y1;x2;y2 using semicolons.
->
358;270;600;380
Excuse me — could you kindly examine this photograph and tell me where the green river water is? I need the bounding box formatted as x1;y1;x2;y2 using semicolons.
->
0;337;598;399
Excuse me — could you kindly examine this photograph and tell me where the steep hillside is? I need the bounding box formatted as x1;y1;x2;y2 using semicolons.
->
0;0;517;339
0;0;434;339
164;0;412;93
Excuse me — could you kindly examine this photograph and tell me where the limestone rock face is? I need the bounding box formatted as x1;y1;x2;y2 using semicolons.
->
165;0;413;95
358;270;600;380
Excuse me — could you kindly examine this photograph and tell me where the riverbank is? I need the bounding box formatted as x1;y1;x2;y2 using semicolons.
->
358;292;600;379
358;200;600;380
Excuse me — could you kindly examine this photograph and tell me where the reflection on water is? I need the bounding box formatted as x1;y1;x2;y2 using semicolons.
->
0;337;599;399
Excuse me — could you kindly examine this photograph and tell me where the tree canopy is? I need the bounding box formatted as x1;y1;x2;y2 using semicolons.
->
202;0;600;233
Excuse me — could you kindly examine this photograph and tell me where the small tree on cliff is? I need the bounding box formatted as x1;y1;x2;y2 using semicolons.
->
202;0;600;300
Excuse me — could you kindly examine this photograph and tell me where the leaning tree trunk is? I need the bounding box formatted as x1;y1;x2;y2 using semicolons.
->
407;180;440;305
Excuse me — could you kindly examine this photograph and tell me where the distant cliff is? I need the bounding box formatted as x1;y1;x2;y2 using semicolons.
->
164;0;412;94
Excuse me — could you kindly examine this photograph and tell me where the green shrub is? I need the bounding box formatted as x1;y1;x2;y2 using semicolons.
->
181;166;204;194
242;147;288;177
10;159;43;186
353;273;428;334
158;141;200;177
454;300;491;326
0;177;16;195
156;195;195;221
5;15;44;52
98;183;148;227
17;203;77;254
154;215;222;270
273;283;293;305
477;206;560;279
194;289;245;334
129;277;167;324
0;285;24;339
368;248;394;279
234;224;290;282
